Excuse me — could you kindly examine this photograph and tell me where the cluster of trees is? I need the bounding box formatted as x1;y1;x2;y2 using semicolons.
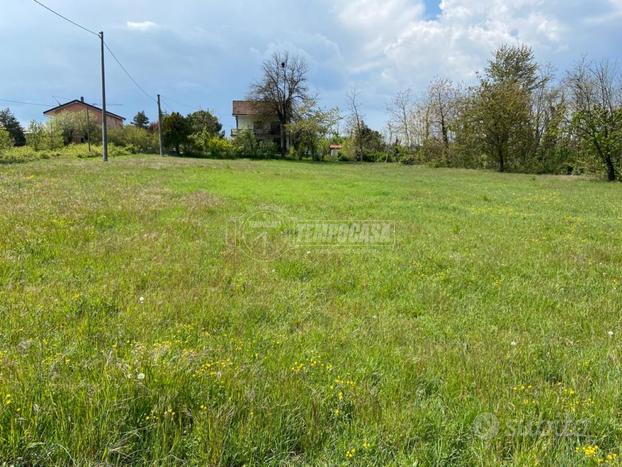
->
386;46;622;180
2;45;620;180
234;47;622;180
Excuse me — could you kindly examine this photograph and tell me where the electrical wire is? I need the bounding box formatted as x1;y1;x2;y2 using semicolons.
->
32;0;99;37
104;42;156;103
32;0;156;105
0;98;54;107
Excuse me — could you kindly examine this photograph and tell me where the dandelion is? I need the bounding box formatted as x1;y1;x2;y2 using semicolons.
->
137;373;145;381
345;448;356;459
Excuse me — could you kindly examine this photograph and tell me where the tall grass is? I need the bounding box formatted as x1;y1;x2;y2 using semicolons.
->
0;155;621;464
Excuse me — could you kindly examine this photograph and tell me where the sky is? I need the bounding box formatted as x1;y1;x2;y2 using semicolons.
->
1;0;621;133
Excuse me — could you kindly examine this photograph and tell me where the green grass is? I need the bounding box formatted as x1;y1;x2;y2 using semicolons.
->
1;155;621;465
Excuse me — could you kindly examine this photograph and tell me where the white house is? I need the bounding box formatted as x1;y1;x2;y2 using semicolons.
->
231;100;281;145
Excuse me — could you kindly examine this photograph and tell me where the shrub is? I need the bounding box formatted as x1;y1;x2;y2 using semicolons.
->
0;126;13;152
232;130;259;158
109;126;158;153
191;129;233;158
206;137;234;158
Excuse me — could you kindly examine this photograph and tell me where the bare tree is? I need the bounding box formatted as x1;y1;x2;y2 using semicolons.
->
387;89;415;148
250;52;310;156
427;78;459;151
346;89;365;161
566;59;622;181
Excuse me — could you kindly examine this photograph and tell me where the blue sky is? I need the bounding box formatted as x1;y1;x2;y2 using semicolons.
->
1;0;621;133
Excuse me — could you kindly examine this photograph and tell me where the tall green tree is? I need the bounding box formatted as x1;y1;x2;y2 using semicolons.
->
566;60;622;181
187;110;223;138
162;112;191;155
132;111;150;129
0;108;26;146
486;45;546;92
468;45;542;172
475;80;532;172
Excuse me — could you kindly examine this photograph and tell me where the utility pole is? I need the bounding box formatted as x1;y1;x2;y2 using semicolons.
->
157;94;163;157
99;31;108;162
86;106;91;154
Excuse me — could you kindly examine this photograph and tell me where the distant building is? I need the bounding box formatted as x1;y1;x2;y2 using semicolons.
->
329;144;343;158
43;97;125;129
231;100;281;145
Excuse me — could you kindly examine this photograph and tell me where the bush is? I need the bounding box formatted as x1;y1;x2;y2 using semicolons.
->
191;129;234;158
232;130;260;158
109;126;158;153
0;143;131;164
206;137;234;158
0;126;13;152
26;121;64;151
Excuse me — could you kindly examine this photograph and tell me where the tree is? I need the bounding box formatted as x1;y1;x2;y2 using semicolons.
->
25;121;47;151
466;45;542;172
287;99;341;160
346;89;366;161
132;111;150;129
162;112;191;155
250;51;310;156
0;108;26;146
566;60;622;181
427;78;459;152
187;110;223;138
387;89;415;148
25;120;64;151
486;44;546;92
476;80;532;172
0;125;13;151
49;111;98;146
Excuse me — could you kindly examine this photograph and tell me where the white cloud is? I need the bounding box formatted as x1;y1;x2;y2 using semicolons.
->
126;21;159;32
336;0;569;90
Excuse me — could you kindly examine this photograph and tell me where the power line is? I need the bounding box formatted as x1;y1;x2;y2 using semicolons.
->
104;42;156;103
0;98;54;107
161;96;197;111
32;0;98;37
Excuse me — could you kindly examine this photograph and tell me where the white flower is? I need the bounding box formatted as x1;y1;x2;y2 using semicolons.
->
137;373;145;380
139;296;145;304
511;341;517;347
608;331;614;337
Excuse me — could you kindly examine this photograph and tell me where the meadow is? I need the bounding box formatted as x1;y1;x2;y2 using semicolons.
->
1;155;621;465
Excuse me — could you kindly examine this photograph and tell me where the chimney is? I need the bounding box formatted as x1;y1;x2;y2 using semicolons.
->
80;96;84;103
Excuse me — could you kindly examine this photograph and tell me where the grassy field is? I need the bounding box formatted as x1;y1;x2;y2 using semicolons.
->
1;155;622;465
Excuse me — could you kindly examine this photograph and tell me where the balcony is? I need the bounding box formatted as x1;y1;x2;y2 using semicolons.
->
231;127;281;139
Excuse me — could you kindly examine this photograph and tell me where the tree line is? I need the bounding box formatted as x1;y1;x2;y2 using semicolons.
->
385;46;622;181
1;44;620;180
243;46;622;181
